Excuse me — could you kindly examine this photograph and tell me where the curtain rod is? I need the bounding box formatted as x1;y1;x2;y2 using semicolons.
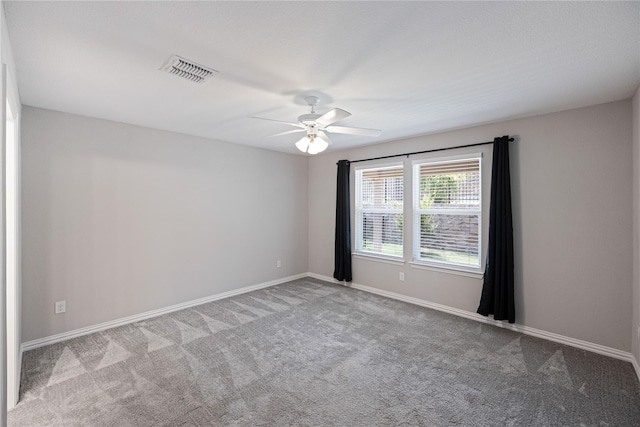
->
341;137;514;165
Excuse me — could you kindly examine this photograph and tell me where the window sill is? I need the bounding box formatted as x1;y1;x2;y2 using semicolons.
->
408;261;484;279
353;253;405;266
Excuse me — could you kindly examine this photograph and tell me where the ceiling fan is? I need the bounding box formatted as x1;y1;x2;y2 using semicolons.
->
251;96;382;154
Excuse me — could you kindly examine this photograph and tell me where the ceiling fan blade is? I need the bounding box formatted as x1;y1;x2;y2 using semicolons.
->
315;108;351;126
269;129;306;137
248;116;304;128
326;125;382;137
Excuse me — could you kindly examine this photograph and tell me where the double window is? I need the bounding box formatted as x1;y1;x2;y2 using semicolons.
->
355;155;482;273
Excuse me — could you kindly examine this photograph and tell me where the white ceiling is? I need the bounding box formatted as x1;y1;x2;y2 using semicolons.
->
4;1;640;155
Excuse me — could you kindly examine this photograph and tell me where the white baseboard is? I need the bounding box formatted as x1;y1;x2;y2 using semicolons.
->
308;273;636;367
21;273;308;352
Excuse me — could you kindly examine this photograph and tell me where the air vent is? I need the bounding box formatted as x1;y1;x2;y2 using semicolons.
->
160;55;218;84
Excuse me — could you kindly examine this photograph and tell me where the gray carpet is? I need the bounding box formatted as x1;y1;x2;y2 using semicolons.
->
9;278;640;426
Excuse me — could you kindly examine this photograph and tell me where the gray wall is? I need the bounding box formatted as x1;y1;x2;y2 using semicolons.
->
21;107;309;342
21;99;635;354
633;86;640;363
309;100;633;352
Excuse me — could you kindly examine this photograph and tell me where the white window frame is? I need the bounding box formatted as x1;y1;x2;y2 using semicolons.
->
411;153;482;274
354;161;404;261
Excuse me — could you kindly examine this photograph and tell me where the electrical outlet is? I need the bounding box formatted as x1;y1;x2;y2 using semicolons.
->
637;326;640;340
55;300;66;315
399;272;405;281
276;260;282;268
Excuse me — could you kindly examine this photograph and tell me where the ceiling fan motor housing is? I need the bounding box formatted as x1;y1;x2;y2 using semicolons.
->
298;113;322;127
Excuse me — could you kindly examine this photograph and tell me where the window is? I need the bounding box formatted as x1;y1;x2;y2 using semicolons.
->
355;164;403;258
412;156;481;271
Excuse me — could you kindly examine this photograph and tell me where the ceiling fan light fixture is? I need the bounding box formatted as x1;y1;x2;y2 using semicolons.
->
311;135;329;154
295;134;328;154
295;136;311;153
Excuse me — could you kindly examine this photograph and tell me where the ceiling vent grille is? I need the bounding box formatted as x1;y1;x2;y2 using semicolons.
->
160;55;218;84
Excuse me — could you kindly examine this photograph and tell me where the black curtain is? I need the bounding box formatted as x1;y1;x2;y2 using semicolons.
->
477;136;515;323
334;160;352;282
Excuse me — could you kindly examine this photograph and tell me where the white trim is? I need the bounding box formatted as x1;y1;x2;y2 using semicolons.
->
308;273;635;364
353;253;405;266
408;261;483;279
15;345;21;402
5;88;19;410
410;151;483;165
354;162;405;259
21;273;307;352
411;154;483;276
352;160;405;170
